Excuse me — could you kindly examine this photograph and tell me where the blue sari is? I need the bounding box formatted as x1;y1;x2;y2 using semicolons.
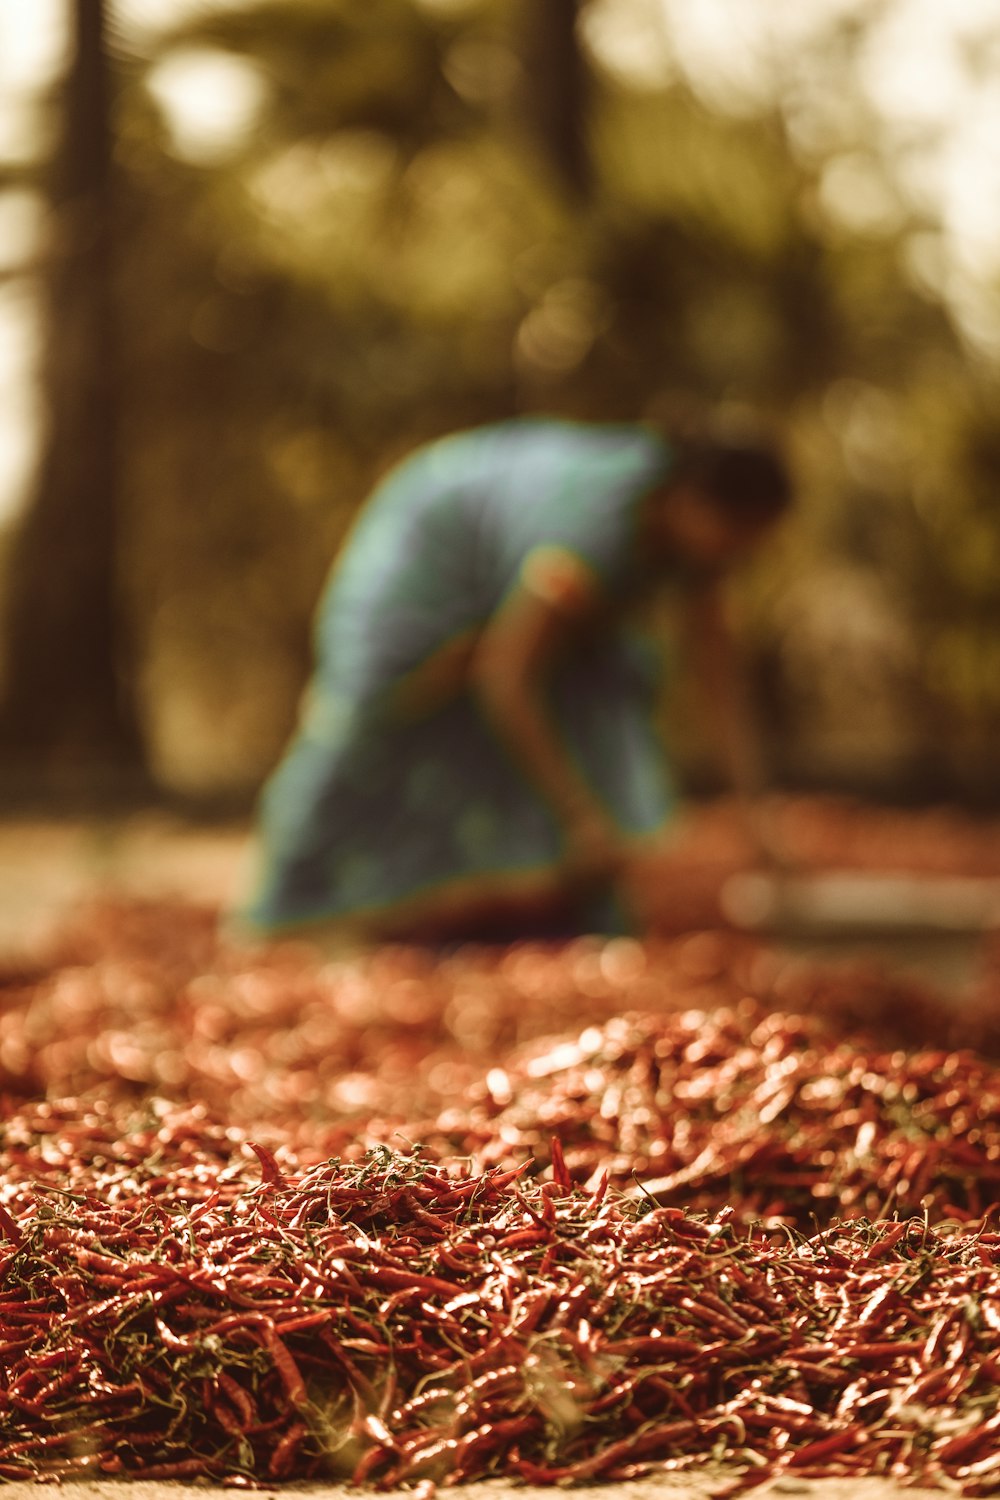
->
243;418;676;933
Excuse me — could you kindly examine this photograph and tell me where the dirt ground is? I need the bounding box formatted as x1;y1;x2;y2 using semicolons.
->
0;814;971;1498
0;812;251;955
0;1478;963;1500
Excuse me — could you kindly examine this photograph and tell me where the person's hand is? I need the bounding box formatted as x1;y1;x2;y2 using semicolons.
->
613;832;678;933
559;812;628;895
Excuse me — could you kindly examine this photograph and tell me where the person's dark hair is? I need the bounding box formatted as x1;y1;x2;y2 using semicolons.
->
672;432;793;522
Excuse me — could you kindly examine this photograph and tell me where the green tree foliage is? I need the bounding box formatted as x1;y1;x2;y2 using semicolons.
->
4;0;1000;800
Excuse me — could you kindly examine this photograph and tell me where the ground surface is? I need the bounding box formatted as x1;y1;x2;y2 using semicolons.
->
0;813;250;953
0;1478;961;1500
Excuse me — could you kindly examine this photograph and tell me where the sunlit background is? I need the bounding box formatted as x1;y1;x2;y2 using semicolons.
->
1;0;999;807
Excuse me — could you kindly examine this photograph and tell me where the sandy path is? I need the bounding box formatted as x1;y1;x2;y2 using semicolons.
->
0;813;250;954
0;1478;959;1500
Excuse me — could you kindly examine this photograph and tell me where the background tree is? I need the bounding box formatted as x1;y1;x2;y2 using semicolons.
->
0;0;146;800
2;0;999;806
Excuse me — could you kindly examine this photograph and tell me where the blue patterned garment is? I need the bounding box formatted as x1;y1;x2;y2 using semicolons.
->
243;418;676;933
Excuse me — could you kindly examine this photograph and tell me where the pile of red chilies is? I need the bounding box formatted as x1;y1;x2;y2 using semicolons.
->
3;897;997;1119
2;1125;1000;1493
430;1006;1000;1225
3;898;1000;1487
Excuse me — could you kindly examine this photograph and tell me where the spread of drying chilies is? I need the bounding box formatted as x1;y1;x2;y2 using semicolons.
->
3;1130;1000;1493
3;900;1000;1227
434;1006;1000;1225
2;872;1000;1490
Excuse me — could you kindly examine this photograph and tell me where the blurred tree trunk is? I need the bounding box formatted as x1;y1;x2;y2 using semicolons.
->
516;0;591;202
0;0;147;800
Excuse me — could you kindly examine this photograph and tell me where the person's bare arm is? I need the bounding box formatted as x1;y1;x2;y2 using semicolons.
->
469;545;625;887
687;583;765;794
685;581;782;862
